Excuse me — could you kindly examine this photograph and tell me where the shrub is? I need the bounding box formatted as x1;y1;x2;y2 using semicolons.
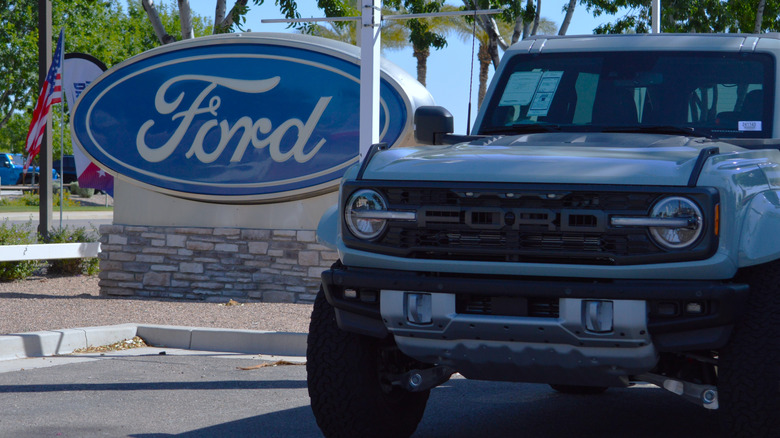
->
42;226;100;275
54;190;79;207
0;220;40;281
0;191;79;207
17;192;39;206
69;181;94;198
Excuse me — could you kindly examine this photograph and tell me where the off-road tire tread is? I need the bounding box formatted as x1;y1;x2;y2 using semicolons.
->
719;260;780;437
306;288;428;438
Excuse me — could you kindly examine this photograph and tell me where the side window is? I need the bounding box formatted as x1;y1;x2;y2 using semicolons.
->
688;84;763;132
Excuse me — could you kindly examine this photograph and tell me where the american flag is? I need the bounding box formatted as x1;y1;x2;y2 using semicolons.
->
24;29;64;173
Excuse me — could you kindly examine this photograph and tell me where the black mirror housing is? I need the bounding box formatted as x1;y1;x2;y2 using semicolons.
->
414;106;454;145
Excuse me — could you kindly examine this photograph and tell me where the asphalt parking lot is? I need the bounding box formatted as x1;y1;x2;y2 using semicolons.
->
0;346;721;438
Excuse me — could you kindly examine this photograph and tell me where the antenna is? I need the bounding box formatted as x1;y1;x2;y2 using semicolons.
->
466;8;478;135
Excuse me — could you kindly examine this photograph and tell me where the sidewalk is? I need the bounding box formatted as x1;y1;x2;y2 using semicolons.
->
0;275;313;363
0;323;307;366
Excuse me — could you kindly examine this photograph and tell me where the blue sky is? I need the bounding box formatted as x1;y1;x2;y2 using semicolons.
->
185;0;628;133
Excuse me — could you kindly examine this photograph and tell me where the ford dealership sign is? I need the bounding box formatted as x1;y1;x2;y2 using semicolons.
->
71;33;433;203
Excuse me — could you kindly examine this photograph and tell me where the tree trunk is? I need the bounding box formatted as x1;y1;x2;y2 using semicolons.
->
522;0;533;39
414;46;429;86
754;0;766;33
530;0;541;36
512;16;523;43
487;32;500;69
464;0;509;50
558;0;576;35
178;0;194;39
214;0;226;34
477;15;509;51
477;42;491;107
215;0;249;34
141;0;176;44
0;86;13;131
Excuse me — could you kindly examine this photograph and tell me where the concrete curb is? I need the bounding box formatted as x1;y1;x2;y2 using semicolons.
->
0;324;307;361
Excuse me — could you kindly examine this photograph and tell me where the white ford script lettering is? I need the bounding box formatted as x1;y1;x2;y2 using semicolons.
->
136;74;332;164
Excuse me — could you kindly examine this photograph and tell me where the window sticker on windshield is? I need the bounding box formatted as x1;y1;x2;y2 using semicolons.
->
499;72;543;106
528;93;554;114
527;71;563;116
739;121;762;131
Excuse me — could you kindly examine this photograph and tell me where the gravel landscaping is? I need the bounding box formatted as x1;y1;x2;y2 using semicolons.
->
0;274;313;335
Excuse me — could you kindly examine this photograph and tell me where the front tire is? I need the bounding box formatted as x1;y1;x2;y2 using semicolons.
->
307;287;429;438
718;261;780;437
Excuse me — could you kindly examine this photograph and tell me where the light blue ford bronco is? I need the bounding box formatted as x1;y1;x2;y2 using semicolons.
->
307;33;780;438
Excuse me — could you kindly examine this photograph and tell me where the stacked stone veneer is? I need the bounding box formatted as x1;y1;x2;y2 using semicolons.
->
97;224;338;303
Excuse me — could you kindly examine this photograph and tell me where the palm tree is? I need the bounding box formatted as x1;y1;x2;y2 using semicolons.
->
384;1;450;86
449;5;555;106
299;1;451;86
297;4;409;51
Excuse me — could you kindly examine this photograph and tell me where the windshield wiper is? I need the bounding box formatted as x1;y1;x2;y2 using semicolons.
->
481;124;564;134
599;125;712;138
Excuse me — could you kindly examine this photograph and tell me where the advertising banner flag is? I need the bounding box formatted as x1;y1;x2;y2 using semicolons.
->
24;29;64;172
63;53;113;196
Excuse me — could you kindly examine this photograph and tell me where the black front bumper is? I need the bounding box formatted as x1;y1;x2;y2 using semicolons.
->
321;264;749;351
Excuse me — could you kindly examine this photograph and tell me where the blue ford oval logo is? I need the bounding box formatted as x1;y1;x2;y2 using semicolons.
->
71;33;427;203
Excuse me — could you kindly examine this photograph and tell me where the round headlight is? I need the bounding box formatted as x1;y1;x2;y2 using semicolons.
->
345;189;388;240
649;197;703;249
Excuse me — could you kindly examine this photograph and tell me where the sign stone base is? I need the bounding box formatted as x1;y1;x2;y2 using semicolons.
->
97;224;337;303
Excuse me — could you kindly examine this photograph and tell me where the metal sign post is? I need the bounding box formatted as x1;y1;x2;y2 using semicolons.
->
652;0;661;33
360;0;381;159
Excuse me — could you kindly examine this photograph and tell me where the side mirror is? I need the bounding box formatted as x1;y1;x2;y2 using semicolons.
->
414;106;454;145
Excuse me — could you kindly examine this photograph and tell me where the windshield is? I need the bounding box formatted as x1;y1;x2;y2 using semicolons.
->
479;51;774;139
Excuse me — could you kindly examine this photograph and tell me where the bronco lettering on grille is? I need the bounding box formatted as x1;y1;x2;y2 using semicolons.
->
420;207;606;232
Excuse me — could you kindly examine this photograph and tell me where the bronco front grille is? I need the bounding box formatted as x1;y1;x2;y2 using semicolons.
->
342;182;719;265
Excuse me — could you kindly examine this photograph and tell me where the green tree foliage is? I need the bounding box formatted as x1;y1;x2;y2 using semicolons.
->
581;0;780;34
0;0;211;155
0;113;31;154
0;0;39;131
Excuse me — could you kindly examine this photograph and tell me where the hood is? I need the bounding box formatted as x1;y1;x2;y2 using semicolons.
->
361;133;746;186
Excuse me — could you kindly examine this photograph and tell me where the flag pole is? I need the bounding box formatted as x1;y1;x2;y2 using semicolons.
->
58;30;65;230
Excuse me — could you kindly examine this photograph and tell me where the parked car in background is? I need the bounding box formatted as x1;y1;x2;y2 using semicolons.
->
0;153;26;185
57;155;77;184
0;153;59;185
